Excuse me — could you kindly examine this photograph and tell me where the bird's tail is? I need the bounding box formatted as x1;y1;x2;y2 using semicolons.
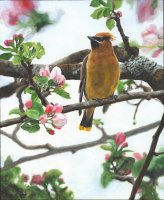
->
79;108;94;131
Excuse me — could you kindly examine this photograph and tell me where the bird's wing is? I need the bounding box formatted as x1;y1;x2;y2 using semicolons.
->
78;55;88;115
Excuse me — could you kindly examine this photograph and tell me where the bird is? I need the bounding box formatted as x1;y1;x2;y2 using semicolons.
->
79;32;120;131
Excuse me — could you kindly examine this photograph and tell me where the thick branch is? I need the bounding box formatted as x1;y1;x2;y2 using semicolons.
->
1;120;160;171
129;113;164;200
0;90;163;128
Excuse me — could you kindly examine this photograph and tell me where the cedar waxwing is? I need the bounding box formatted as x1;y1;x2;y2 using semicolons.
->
79;32;120;131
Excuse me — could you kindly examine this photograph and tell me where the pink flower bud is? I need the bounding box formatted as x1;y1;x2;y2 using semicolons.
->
52;103;63;113
121;142;128;148
117;11;122;17
31;175;43;185
50;66;62;80
22;174;29;182
45;104;54;114
55;74;66;87
114;132;126;145
4;39;13;46
133;152;143;160
105;154;110;161
39;114;48;125
48;129;55;135
39;65;50;77
25;100;33;109
152;49;162;58
59;177;65;183
53;113;67;129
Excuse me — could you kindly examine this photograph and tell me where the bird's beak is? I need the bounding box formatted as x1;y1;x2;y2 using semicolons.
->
87;36;99;48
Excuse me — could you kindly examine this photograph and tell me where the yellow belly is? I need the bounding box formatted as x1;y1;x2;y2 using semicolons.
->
85;53;120;100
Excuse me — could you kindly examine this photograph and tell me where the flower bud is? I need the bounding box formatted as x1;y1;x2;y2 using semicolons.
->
31;175;43;185
25;100;33;109
48;129;55;135
117;11;122;17
55;74;65;87
22;174;29;182
52;103;63;113
133;152;143;160
4;39;13;47
39;65;50;77
45;104;54;114
121;142;128;148
105;154;110;161
39;114;48;125
53;113;67;129
114;132;126;145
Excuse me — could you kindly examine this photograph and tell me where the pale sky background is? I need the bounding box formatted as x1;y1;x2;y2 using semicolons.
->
0;1;164;199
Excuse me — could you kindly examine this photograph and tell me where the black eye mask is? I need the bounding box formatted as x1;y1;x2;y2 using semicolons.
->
92;36;110;42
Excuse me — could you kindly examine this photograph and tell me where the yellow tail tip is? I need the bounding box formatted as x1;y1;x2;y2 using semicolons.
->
79;125;92;131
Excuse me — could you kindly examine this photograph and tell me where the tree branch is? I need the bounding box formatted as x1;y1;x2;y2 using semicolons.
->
0;120;161;171
129;113;164;200
0;90;163;128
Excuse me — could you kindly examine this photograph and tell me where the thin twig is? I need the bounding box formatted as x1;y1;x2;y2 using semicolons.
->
129;113;164;200
0;90;164;128
0;120;161;171
114;175;135;185
154;152;164;156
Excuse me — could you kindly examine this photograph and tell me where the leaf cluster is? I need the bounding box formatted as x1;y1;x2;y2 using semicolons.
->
1;156;74;200
90;0;123;30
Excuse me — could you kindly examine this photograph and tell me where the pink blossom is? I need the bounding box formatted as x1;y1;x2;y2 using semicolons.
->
39;114;48;125
45;104;54;114
24;100;33;109
105;154;110;161
55;74;66;87
136;0;156;23
50;66;62;80
39;65;50;77
116;11;122;18
152;49;162;58
6;11;20;26
114;132;126;145
53;113;67;129
4;39;13;46
52;103;63;113
133;152;143;160
12;0;36;14
121;142;128;148
31;175;43;185
22;174;29;182
13;34;23;39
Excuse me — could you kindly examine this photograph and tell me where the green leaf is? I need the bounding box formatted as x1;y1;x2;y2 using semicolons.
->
113;0;123;10
93;118;104;126
103;7;112;17
100;144;113;151
106;19;115;30
26;186;49;200
21;119;40;133
90;0;101;7
12;55;21;65
24;87;36;95
0;53;13;60
117;80;125;94
0;45;13;52
4;155;13;167
44;169;62;183
53;87;71;99
116;157;135;171
90;7;106;19
25;101;44;120
132;157;146;177
101;171;113;188
9;108;24;116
